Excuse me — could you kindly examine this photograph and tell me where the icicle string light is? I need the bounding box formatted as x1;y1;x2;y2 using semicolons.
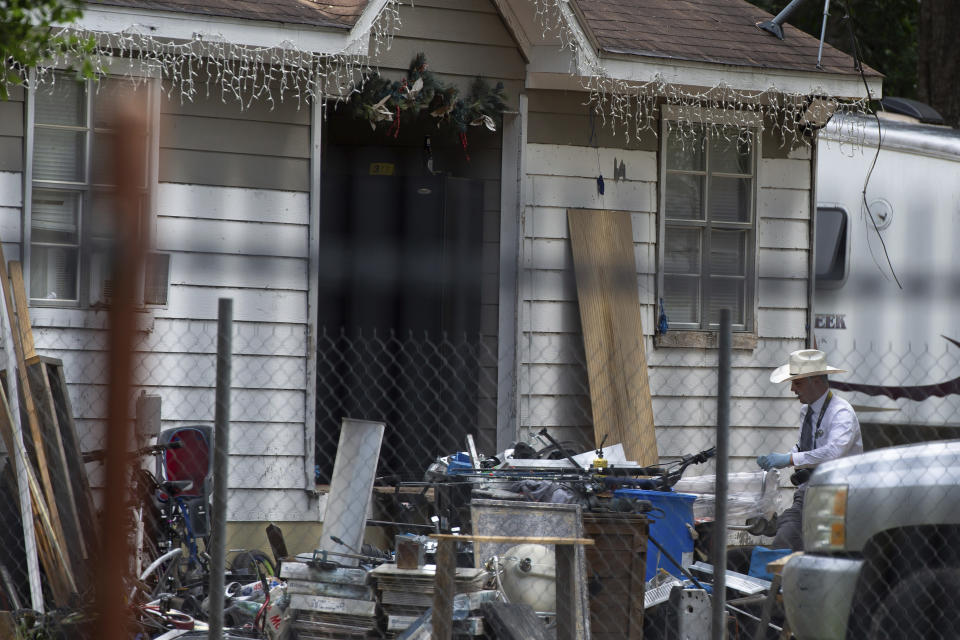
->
5;0;869;145
530;0;871;147
4;0;403;112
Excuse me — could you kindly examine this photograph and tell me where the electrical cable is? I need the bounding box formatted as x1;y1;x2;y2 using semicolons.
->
840;0;902;289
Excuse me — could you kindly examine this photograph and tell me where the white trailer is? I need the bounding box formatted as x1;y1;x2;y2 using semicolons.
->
813;110;960;434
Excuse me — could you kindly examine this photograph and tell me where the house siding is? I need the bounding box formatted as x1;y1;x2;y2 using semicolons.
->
521;90;812;488
18;83;315;521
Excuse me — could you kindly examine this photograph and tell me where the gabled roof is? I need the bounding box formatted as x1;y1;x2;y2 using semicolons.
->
576;0;879;77
82;0;878;85
86;0;363;30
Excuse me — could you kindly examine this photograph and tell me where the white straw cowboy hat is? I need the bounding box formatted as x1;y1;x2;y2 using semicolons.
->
770;349;846;383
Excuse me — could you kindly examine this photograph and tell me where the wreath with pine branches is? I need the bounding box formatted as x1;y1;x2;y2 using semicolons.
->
350;53;508;146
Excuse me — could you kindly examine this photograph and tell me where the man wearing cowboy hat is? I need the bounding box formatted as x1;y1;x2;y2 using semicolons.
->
757;349;863;550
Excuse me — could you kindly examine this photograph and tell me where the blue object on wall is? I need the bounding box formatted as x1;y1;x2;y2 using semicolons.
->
657;297;669;335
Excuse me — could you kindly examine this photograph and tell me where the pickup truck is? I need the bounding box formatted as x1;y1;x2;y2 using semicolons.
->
781;440;960;639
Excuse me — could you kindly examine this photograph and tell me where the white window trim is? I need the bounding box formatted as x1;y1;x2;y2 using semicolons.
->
24;65;163;322
656;106;761;336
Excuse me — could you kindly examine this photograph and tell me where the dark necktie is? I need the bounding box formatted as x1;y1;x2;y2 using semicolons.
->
798;407;814;452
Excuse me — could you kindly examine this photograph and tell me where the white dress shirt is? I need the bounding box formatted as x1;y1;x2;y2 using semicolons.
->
791;389;864;468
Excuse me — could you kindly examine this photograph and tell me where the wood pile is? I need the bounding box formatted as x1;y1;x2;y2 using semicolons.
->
0;255;95;611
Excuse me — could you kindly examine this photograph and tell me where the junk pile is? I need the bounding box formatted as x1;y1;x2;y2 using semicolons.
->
372;563;489;636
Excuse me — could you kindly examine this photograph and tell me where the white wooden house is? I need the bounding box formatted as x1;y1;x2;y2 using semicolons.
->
0;0;880;545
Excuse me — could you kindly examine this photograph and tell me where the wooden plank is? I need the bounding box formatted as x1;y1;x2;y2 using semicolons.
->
25;357;90;588
0;371;75;604
0;256;74;593
583;514;647;639
10;263;35;360
567;209;658;466
432;534;594;545
431;537;457;640
42;360;99;561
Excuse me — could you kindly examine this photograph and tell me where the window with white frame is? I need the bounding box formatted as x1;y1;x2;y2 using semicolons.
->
658;108;759;332
28;71;167;307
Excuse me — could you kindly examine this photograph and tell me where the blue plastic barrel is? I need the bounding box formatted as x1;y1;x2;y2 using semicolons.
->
613;489;697;580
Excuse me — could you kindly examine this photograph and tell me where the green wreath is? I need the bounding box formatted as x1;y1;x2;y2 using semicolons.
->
350;53;508;141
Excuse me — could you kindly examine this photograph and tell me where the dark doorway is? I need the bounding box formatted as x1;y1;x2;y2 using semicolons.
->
316;113;495;482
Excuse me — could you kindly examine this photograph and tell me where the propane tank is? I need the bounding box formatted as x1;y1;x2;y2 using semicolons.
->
499;543;556;613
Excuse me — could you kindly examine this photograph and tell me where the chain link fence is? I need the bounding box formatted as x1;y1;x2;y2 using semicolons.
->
1;309;959;638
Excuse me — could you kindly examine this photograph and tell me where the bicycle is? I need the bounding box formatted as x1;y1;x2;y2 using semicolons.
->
86;434;212;615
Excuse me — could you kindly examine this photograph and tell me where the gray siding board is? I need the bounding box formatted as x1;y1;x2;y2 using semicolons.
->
161;83;310;125
412;0;497;11
396;5;516;46
160;113;310;158
0;137;22;172
528;112;658;150
159;148;309;191
377;38;525;80
0;100;23;136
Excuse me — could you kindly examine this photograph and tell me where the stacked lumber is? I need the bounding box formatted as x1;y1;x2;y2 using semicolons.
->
0;256;95;610
281;561;378;639
370;564;487;638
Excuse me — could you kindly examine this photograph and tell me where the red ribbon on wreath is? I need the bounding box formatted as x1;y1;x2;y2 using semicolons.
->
459;131;470;162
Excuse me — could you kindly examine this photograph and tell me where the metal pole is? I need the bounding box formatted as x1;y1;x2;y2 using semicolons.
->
209;298;233;639
816;0;831;69
712;308;731;640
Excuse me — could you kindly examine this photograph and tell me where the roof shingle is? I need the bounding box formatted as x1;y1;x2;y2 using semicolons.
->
87;0;366;30
577;0;878;77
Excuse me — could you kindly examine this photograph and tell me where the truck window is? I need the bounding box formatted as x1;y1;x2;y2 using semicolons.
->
816;207;847;282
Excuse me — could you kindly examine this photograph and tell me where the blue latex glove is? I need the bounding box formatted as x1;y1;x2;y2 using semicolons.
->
756;452;792;470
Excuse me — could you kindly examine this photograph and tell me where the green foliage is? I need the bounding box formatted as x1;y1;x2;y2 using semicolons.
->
750;0;918;99
1;0;94;100
350;53;508;138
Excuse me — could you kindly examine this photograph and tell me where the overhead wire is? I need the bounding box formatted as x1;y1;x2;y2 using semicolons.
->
840;0;903;289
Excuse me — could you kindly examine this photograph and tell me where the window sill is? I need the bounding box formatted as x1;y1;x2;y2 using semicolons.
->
654;330;758;350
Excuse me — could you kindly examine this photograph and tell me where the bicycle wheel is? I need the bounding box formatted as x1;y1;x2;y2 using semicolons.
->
229;549;277;581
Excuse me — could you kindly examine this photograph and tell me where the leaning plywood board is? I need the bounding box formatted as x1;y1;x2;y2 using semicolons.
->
567;209;657;466
319;418;385;567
